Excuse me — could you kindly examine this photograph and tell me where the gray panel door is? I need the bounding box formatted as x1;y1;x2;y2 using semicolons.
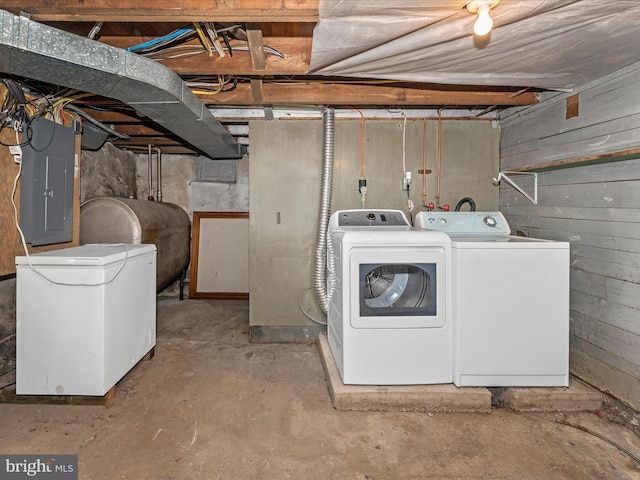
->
20;117;75;246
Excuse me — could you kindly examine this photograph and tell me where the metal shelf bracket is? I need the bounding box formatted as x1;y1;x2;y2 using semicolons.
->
493;171;538;205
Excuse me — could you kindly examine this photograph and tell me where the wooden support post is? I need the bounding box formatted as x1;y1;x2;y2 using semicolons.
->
246;24;267;71
250;79;264;103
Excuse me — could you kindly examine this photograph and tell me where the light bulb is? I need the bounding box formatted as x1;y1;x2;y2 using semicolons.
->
473;4;493;36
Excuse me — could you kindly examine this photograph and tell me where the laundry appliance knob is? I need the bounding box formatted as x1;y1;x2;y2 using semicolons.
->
484;215;497;227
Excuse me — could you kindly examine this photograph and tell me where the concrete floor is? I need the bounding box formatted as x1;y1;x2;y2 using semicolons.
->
1;298;639;480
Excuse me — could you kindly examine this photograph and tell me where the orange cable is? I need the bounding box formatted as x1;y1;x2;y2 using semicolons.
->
436;110;442;207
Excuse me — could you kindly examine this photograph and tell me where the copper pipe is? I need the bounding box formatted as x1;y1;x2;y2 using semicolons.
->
421;118;428;207
436;110;442;207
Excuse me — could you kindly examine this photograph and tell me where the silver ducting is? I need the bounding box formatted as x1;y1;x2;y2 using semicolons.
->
0;9;241;159
313;108;335;315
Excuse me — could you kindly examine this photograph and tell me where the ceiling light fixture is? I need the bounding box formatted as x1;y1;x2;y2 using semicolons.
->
466;0;500;36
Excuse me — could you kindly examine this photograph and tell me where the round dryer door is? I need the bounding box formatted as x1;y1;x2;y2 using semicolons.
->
359;263;437;317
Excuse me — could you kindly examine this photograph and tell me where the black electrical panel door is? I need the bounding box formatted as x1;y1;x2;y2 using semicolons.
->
20;117;75;246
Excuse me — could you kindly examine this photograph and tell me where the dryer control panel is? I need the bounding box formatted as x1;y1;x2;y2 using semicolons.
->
415;211;511;235
337;210;410;227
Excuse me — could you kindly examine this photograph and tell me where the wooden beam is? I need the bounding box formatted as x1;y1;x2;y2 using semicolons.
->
7;0;320;22
509;147;640;173
246;24;267;71
98;37;311;76
250;79;264;103
196;83;540;107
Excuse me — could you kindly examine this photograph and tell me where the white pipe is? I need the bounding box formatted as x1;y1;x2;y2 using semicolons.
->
155;147;163;202
493;171;538;205
147;144;154;200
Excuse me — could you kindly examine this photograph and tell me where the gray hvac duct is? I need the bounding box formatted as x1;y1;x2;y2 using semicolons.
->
0;10;242;159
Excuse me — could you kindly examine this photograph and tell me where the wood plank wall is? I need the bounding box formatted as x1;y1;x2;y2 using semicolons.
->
0;127;21;275
499;66;640;410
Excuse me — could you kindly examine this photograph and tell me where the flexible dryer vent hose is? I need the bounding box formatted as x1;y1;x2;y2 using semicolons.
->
313;108;335;315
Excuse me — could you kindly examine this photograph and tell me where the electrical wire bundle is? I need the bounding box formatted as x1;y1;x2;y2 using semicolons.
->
1;76;131;153
125;27;196;54
185;76;238;95
0;78;33;146
125;24;285;62
0;78;82;148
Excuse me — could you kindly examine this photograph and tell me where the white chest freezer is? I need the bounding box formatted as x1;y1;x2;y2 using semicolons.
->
16;244;157;396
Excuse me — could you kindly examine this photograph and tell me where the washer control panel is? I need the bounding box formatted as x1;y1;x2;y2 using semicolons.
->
414;211;510;234
338;210;410;227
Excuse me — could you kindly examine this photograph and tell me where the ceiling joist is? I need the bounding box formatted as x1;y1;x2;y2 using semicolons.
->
2;0;321;23
196;83;540;107
6;0;544;154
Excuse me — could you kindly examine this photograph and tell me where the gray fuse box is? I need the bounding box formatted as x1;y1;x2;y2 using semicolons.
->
20;117;75;246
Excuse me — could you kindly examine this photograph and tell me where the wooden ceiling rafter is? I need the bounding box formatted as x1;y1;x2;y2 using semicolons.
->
7;0;542;154
1;0;322;23
195;82;540;107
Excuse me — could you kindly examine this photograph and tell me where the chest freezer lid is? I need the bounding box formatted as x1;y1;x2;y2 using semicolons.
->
16;243;156;266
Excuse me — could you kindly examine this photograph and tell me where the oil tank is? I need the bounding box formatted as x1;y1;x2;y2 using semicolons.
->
80;197;191;293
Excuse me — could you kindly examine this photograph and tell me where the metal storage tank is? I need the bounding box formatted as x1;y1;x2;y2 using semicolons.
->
80;197;191;296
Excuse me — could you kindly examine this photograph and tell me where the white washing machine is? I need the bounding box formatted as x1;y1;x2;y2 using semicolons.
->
415;211;569;387
327;209;452;385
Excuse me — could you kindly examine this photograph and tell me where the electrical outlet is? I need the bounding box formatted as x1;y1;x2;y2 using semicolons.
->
9;145;22;163
402;171;412;190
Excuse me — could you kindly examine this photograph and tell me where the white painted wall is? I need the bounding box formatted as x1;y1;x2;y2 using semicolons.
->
499;65;640;410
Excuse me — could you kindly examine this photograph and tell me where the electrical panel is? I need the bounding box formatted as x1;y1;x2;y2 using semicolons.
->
20;117;75;246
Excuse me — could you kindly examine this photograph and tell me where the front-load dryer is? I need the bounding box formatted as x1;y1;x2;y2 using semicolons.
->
327;209;452;385
415;211;569;387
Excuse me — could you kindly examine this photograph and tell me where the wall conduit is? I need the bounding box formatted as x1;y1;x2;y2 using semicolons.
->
156;147;163;202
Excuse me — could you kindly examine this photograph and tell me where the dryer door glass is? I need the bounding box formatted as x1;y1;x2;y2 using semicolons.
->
349;248;446;329
359;263;436;317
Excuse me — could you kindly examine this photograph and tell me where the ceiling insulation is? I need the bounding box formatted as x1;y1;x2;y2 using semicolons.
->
310;0;640;91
